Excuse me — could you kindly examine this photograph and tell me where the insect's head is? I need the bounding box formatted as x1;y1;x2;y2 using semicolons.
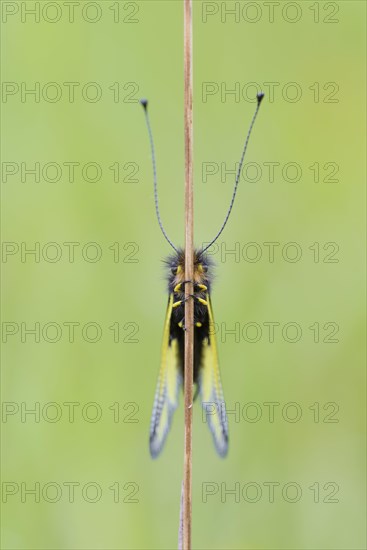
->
166;249;212;287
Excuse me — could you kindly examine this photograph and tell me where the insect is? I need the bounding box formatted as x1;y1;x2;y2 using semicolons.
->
141;93;264;458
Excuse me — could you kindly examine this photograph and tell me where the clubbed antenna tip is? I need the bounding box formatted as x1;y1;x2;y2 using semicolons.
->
140;98;148;110
257;91;265;104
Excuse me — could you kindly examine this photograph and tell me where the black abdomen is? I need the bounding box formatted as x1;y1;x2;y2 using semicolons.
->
170;299;209;384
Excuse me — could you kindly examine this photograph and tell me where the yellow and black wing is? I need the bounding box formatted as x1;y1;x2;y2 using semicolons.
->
199;294;229;457
149;293;182;458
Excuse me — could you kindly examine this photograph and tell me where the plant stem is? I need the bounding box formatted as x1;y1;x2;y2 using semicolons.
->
183;0;193;548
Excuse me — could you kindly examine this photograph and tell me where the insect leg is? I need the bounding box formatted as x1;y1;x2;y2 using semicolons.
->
172;295;193;308
173;280;194;293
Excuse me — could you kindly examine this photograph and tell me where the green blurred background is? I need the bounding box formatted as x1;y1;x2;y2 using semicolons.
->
1;1;365;548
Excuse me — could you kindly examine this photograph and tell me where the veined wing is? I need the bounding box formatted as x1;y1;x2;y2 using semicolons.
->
149;293;182;458
199;294;229;457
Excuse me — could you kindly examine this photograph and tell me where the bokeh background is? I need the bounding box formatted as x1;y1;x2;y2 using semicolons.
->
1;1;366;548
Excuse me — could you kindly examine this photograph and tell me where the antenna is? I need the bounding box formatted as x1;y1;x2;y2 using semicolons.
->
140;99;179;253
202;92;265;253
